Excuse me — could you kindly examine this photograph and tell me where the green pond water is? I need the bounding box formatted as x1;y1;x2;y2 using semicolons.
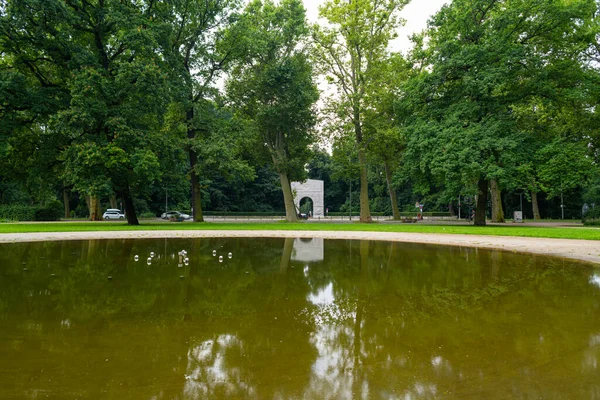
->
0;237;599;399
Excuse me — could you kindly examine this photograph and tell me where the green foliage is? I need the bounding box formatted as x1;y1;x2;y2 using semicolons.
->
400;0;598;209
307;147;351;212
136;212;157;219
34;200;63;221
313;0;409;221
228;0;318;179
583;176;600;206
0;201;62;221
191;102;255;187
326;211;452;217
203;211;286;217
537;138;595;199
582;206;600;225
328;211;385;216
1;0;176;224
226;0;318;221
2;0;599;226
0;204;37;221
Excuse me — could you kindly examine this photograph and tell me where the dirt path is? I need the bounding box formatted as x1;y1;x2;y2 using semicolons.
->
1;230;599;266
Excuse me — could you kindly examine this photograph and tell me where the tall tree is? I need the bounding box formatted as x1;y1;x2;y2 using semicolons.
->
400;0;597;226
151;0;242;222
0;1;71;208
1;0;172;224
227;0;318;222
363;54;409;220
313;0;409;223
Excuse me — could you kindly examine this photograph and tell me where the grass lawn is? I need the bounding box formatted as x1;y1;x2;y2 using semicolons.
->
0;220;599;240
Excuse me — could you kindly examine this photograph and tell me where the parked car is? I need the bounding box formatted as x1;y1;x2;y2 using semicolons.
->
161;211;191;220
103;209;125;220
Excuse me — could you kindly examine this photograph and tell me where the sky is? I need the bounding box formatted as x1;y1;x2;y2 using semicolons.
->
303;0;450;53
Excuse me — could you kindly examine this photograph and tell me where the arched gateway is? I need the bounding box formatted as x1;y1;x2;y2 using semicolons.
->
291;179;324;218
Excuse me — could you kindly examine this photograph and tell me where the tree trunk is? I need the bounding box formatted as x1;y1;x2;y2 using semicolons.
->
123;186;139;225
277;170;298;222
357;148;372;223
353;104;372;223
448;202;455;217
63;189;70;219
270;147;298;222
384;161;400;220
532;191;541;220
190;156;204;222
187;108;204;223
475;179;488;226
490;179;505;223
109;194;118;210
89;196;102;221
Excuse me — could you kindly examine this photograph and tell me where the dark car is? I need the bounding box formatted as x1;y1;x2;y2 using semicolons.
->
161;211;191;220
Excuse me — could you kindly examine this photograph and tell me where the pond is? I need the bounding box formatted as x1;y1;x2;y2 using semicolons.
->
0;237;599;399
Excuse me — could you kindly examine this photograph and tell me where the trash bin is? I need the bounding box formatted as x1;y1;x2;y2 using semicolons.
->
513;211;523;223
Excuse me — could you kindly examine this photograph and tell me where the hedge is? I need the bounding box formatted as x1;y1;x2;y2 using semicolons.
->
202;211;453;218
583;207;600;226
0;202;62;221
328;212;452;217
327;212;389;216
203;211;286;217
0;204;37;221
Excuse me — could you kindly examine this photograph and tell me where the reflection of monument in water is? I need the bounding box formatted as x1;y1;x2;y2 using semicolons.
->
291;238;324;263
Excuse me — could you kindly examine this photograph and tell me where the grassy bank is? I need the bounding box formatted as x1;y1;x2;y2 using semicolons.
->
0;220;598;240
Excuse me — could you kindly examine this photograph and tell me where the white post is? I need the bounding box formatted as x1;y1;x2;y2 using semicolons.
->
561;190;564;220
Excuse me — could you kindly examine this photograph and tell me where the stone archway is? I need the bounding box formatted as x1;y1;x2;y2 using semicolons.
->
291;179;324;217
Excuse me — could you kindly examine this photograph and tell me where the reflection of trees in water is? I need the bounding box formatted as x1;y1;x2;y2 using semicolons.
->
305;324;357;399
1;239;600;398
301;240;600;399
184;334;256;399
303;240;440;399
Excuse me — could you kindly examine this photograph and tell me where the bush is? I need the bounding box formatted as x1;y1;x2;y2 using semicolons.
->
328;211;388;216
34;200;63;221
203;211;286;217
0;204;37;221
583;207;600;225
0;201;63;221
327;211;452;217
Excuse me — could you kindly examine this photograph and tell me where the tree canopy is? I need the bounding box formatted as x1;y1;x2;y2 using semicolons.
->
1;0;599;224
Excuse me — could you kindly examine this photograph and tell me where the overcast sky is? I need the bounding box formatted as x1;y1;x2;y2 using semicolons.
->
304;0;450;53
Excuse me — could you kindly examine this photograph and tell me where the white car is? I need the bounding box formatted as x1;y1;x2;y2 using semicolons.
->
103;209;125;220
161;211;191;220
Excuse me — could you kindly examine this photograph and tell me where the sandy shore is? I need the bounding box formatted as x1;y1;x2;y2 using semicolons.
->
0;230;599;266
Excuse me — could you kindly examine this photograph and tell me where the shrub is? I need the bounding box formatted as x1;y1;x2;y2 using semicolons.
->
582;207;600;225
34;200;63;221
139;212;156;219
0;204;37;221
203;211;286;217
328;211;388;216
